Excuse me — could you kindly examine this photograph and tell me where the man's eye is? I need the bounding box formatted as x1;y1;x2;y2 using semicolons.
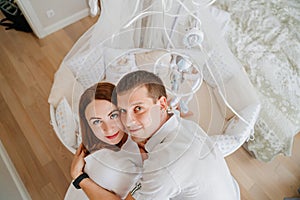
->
110;113;119;119
134;106;142;112
92;119;102;125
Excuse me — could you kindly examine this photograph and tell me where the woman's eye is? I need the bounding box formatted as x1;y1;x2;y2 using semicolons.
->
110;113;119;119
92;119;102;125
119;109;126;114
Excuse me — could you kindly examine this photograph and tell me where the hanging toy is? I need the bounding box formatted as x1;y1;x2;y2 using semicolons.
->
183;15;204;49
168;54;201;113
183;28;204;48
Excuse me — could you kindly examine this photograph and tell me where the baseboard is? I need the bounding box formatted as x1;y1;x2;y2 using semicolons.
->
0;140;32;200
16;0;90;38
15;0;46;38
43;8;90;38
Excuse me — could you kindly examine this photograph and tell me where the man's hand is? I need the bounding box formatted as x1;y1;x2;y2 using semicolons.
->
70;143;88;179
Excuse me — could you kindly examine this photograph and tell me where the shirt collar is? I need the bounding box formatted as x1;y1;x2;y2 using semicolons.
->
145;113;179;152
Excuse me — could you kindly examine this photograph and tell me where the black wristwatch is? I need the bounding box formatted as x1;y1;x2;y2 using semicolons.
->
72;173;89;189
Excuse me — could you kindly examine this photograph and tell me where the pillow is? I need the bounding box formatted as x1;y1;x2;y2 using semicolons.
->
66;45;103;74
55;97;78;151
211;134;241;157
48;64;77;107
65;53;89;75
104;48;139;84
105;54;137;84
224;103;260;136
135;49;171;69
224;116;247;136
75;57;105;89
66;46;106;89
104;48;133;65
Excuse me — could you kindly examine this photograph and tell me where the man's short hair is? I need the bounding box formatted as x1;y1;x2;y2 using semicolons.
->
114;70;167;103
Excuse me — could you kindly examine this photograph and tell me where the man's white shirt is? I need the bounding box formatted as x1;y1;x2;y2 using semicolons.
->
133;113;239;200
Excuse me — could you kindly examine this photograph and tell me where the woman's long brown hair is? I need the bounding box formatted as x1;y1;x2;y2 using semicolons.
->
79;82;124;153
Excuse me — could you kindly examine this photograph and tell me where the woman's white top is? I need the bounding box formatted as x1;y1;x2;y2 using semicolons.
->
64;137;142;200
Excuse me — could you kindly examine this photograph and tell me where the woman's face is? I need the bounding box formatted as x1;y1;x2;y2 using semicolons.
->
85;99;125;145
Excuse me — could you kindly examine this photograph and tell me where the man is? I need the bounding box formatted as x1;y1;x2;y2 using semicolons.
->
71;70;239;199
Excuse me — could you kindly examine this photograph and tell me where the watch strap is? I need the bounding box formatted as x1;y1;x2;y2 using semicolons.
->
72;173;89;189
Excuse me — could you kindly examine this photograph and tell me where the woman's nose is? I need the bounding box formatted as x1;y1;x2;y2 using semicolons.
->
101;121;114;133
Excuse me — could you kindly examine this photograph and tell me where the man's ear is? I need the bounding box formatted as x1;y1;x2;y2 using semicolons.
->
157;96;168;111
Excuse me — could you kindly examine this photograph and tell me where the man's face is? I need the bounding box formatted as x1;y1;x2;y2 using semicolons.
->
117;86;165;143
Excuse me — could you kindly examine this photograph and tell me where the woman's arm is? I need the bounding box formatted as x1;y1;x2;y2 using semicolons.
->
70;143;87;180
79;178;122;200
71;144;122;200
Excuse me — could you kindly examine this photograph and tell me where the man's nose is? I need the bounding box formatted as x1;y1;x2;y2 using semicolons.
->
122;112;136;128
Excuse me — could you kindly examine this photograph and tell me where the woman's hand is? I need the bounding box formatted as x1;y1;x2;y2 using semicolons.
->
70;143;88;179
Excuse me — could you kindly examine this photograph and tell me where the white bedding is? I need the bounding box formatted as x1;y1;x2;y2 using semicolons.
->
214;0;300;161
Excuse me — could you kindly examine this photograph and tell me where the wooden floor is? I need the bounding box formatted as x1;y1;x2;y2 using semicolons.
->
0;16;299;200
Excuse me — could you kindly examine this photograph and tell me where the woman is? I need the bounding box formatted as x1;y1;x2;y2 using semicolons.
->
64;82;142;200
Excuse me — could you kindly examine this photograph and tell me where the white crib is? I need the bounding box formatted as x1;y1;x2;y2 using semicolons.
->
49;48;260;157
48;0;260;157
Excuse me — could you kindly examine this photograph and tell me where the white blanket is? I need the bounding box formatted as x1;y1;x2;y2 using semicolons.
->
215;0;300;161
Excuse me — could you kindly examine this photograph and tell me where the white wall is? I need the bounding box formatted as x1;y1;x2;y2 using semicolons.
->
15;0;90;38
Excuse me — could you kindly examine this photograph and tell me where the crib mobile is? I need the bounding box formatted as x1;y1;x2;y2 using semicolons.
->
49;0;261;157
